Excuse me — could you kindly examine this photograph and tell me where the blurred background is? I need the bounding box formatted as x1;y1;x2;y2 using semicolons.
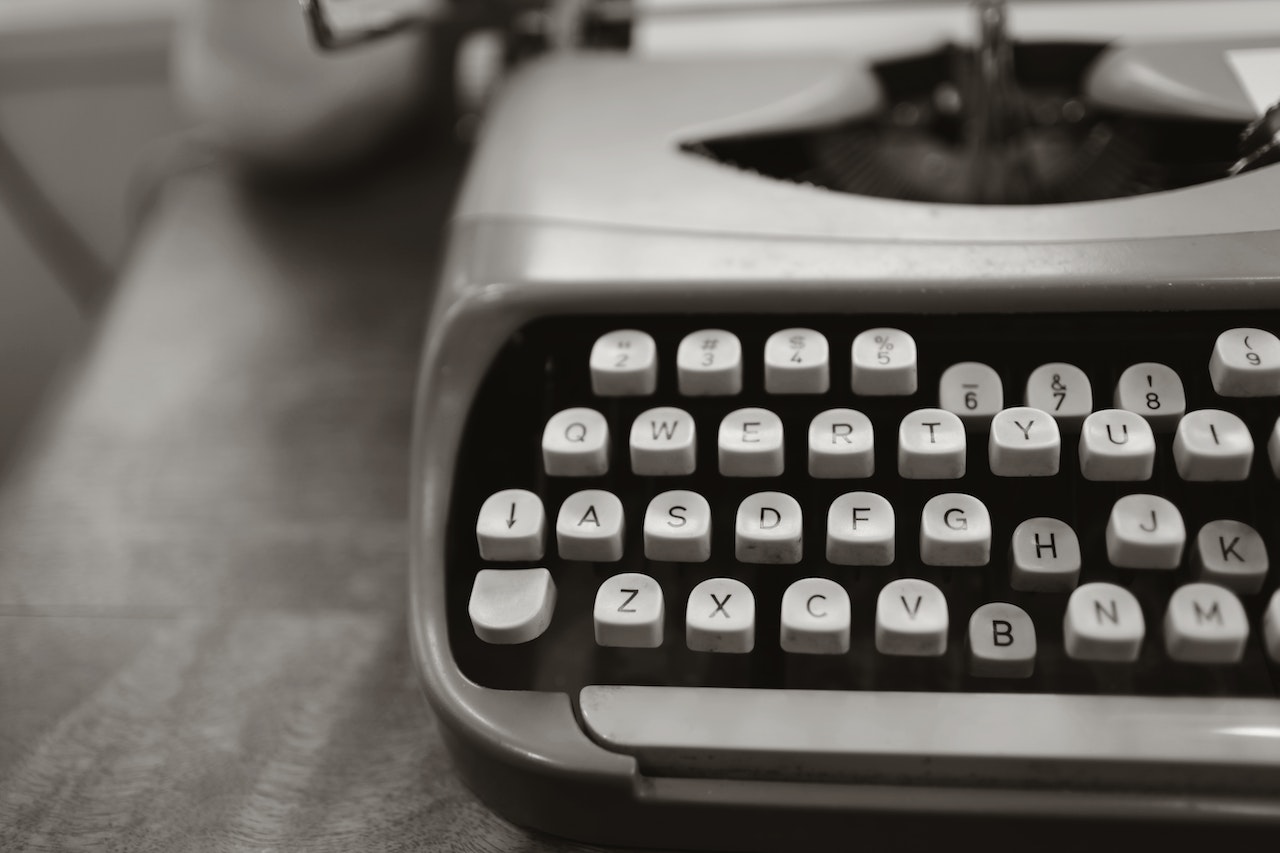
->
0;0;180;471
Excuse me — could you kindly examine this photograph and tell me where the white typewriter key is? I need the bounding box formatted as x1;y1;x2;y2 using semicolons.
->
1270;417;1280;479
676;329;742;396
826;492;894;566
1173;409;1253;481
875;578;948;657
1078;409;1155;481
1009;518;1081;592
989;406;1060;477
630;407;696;476
735;492;802;564
1164;583;1248;664
643;490;711;562
719;407;784;477
1064;582;1144;663
469;568;556;645
920;494;991;567
1106;494;1185;570
1193;520;1268;594
590;330;657;396
764;328;829;394
897;408;965;479
968;602;1036;678
808;409;874;478
781;578;851;655
1114;362;1186;430
687;578;754;653
939;362;1003;424
1266;590;1280;663
1024;363;1092;428
556;490;625;562
1209;328;1280;397
476;489;545;561
543;407;609;477
850;328;917;396
594;573;664;648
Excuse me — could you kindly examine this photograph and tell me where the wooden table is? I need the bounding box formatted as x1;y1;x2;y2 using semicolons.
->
0;148;579;851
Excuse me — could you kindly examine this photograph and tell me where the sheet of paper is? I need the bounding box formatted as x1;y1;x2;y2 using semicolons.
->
1227;47;1280;116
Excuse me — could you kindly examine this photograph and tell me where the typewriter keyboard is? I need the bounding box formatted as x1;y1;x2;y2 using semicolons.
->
447;313;1280;697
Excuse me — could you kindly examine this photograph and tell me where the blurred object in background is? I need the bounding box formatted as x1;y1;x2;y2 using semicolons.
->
172;0;434;175
0;0;182;469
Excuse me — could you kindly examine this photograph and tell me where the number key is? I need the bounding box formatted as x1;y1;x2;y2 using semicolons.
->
590;330;657;396
1210;328;1280;396
1114;362;1185;430
939;362;1002;424
1024;362;1092;429
764;328;830;394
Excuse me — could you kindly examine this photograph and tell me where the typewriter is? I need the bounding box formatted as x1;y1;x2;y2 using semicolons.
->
310;1;1280;847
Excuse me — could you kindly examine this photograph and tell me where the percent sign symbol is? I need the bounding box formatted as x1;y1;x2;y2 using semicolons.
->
873;334;894;365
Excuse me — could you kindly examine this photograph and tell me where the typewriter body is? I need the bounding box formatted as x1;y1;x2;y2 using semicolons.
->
316;0;1280;847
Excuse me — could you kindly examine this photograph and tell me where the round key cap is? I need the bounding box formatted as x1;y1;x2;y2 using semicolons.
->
875;578;948;656
939;362;1003;425
1173;409;1253;481
1009;517;1081;592
1163;582;1248;664
780;578;851;655
630;406;696;476
920;493;991;566
643;490;712;562
826;492;894;566
1064;582;1144;662
735;492;802;564
1209;328;1280;397
1106;494;1185;570
677;329;742;396
808;409;874;478
1025;362;1092;428
590;330;657;396
687;578;754;653
968;602;1036;678
898;408;965;479
1079;409;1154;481
1269;416;1280;478
719;408;784;477
850;328;917;396
989;406;1060;477
1115;362;1185;430
543;407;609;476
595;573;664;648
476;488;545;561
556;490;625;562
1265;590;1280;664
1192;520;1268;594
764;328;829;394
469;568;556;644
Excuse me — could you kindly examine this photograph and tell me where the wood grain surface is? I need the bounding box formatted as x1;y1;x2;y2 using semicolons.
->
0;150;597;852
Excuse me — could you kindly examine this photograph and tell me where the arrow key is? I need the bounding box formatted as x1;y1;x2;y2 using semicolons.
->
477;489;546;561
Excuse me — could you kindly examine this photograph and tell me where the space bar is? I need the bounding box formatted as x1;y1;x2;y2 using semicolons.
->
578;685;1280;787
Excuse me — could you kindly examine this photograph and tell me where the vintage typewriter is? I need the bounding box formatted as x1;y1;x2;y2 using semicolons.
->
310;0;1280;847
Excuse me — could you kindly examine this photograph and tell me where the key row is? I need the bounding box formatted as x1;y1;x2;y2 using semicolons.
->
590;327;1280;403
545;405;1275;481
469;570;1280;669
477;489;1269;590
